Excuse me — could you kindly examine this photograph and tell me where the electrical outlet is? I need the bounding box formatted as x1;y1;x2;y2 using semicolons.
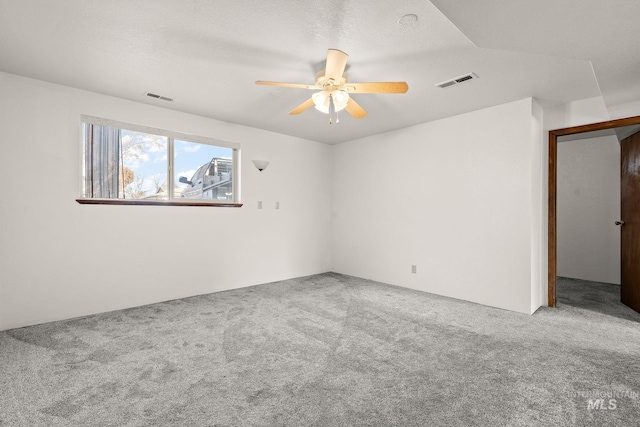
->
257;201;262;209
411;265;417;274
275;201;280;210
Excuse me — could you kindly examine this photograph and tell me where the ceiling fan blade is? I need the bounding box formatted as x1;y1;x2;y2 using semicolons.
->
255;81;317;90
344;82;409;94
325;49;349;83
289;98;315;115
345;97;367;119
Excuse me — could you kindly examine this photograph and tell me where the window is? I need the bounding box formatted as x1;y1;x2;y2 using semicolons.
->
175;140;234;201
79;116;241;206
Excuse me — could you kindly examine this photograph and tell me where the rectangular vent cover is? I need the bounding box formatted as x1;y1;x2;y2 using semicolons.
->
146;92;173;102
435;73;477;89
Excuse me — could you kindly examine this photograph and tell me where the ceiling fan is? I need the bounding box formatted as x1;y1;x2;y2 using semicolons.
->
256;49;409;123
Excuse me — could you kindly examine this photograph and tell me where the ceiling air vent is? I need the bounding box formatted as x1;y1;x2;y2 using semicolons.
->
146;92;173;102
435;73;478;89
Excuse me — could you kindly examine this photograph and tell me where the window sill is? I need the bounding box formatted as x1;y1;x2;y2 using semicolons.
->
76;198;243;207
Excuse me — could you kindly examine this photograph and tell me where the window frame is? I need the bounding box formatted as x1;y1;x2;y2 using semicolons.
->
77;115;242;207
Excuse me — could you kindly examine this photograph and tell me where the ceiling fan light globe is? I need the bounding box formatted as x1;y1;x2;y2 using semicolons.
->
312;91;330;114
333;91;349;112
312;90;349;114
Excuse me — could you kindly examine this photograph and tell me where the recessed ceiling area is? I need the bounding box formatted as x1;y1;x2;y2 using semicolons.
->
430;0;640;116
0;0;636;144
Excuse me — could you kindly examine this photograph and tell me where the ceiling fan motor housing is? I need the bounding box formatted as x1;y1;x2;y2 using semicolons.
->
315;70;348;90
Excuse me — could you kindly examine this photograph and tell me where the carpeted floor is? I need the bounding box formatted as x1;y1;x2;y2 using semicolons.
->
556;276;640;323
1;273;639;426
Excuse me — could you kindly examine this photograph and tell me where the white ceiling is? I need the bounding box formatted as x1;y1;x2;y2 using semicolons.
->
0;0;637;144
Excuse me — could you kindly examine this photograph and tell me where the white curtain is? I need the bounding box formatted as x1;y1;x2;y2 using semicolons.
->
83;123;121;198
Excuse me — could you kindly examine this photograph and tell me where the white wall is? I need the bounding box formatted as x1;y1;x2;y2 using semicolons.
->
608;99;640;121
530;100;544;312
331;98;543;314
544;96;610;131
557;136;620;284
0;72;332;331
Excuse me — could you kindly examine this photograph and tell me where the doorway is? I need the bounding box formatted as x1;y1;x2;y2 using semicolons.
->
548;115;640;308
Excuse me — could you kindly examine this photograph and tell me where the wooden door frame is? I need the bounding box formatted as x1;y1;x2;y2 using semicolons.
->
548;115;640;307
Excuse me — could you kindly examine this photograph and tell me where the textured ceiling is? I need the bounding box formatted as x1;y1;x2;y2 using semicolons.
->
0;0;635;144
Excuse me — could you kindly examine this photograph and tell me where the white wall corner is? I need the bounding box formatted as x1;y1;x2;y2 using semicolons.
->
530;98;545;313
331;98;538;315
